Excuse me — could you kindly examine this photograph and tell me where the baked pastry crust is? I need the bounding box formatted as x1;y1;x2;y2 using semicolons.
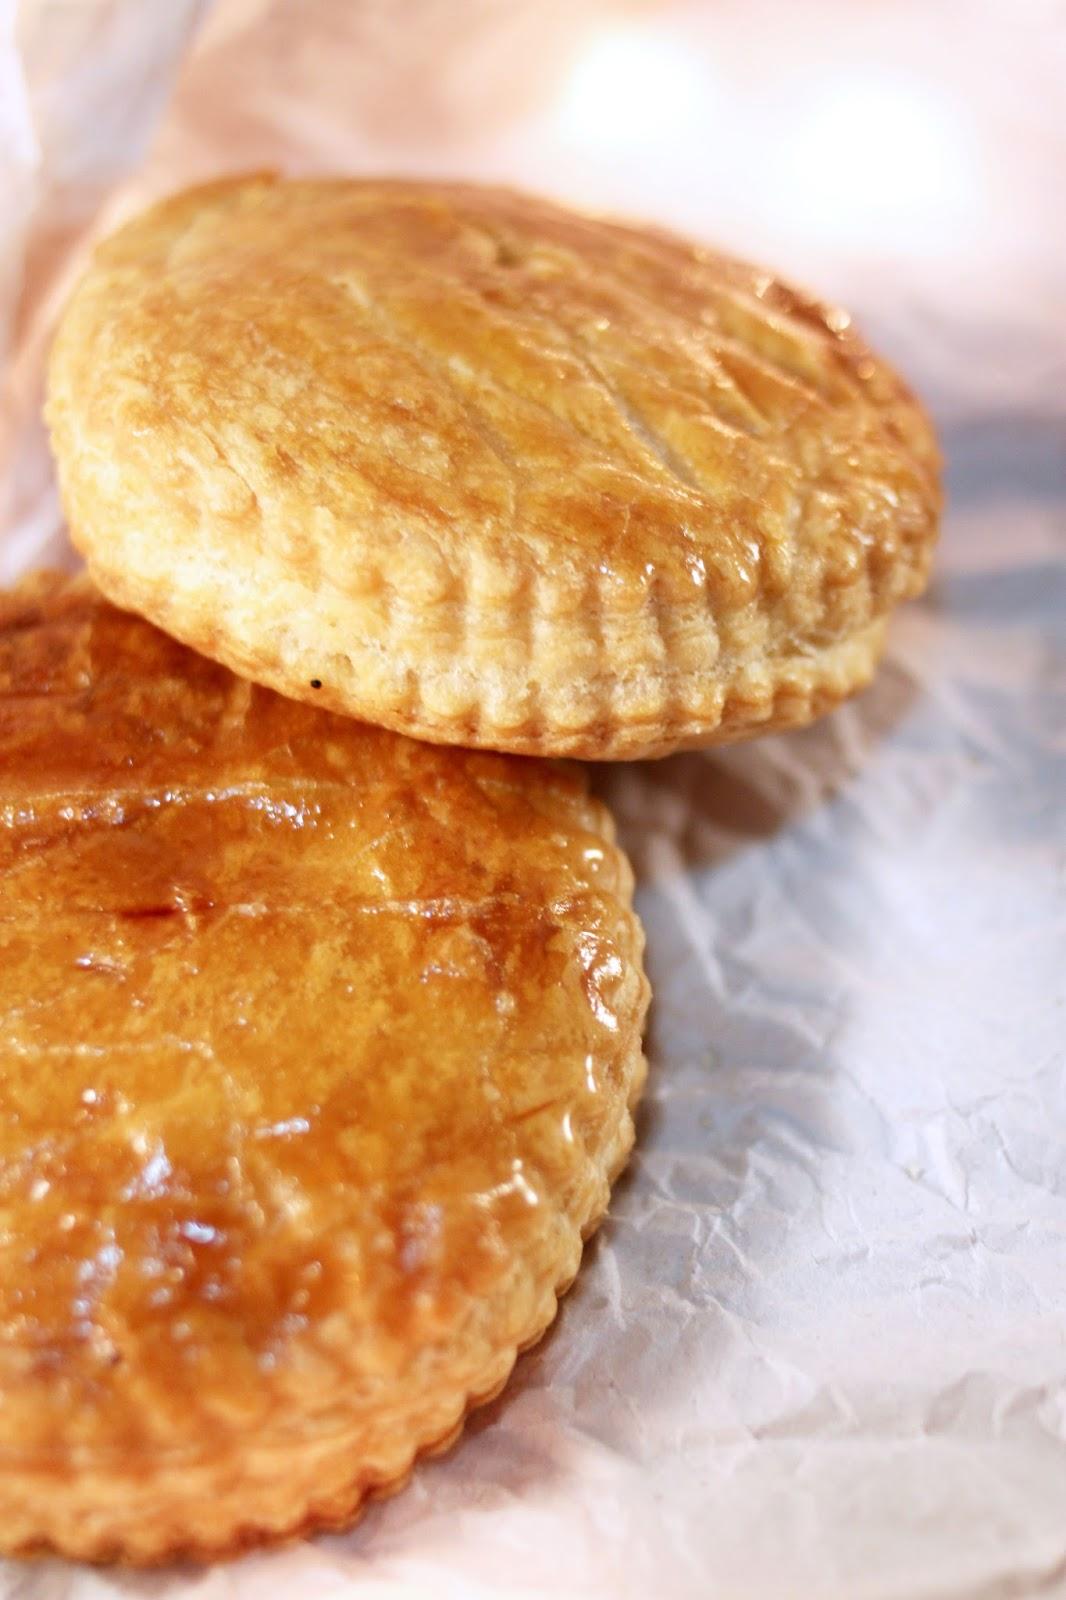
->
0;573;648;1563
46;176;940;759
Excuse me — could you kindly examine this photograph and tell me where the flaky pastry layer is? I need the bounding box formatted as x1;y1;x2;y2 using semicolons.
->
47;176;940;758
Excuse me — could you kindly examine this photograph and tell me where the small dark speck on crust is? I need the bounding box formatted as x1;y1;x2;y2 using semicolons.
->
310;679;322;689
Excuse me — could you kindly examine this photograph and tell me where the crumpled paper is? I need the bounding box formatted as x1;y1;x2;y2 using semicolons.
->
2;2;1065;1596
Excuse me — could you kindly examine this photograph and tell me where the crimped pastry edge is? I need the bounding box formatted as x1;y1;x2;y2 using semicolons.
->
79;543;899;763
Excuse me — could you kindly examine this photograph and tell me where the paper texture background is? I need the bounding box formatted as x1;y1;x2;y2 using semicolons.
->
2;2;1064;1595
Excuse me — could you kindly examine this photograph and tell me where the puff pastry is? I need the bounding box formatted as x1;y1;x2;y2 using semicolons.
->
46;176;940;759
0;573;648;1563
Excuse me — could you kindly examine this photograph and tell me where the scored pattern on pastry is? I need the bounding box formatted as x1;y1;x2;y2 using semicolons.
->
46;177;940;757
0;574;648;1563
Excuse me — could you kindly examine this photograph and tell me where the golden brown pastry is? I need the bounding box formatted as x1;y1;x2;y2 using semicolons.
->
0;573;648;1563
46;176;940;760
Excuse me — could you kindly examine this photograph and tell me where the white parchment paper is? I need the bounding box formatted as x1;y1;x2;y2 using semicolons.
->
2;2;1065;1595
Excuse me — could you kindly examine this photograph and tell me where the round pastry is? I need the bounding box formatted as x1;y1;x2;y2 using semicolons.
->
0;573;648;1564
46;176;940;760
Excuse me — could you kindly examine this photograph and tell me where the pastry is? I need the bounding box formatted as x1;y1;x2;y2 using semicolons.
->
0;573;648;1563
46;175;940;761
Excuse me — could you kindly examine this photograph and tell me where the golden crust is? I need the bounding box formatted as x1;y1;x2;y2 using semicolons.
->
46;175;940;760
0;573;649;1563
